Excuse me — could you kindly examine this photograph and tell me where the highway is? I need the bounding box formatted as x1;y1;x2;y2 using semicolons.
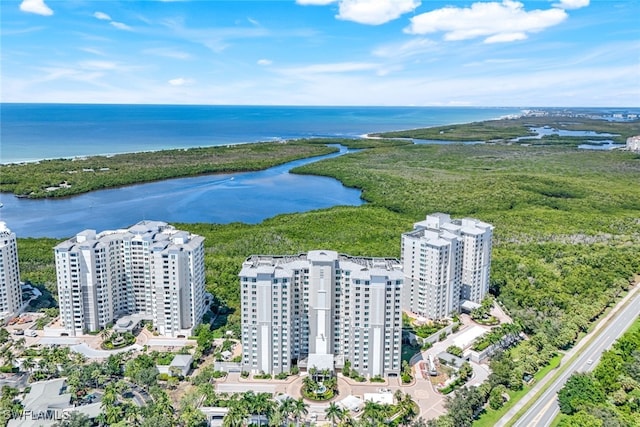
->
510;287;640;427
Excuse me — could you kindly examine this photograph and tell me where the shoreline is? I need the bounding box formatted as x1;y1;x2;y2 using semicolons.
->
0;138;292;166
1;105;527;165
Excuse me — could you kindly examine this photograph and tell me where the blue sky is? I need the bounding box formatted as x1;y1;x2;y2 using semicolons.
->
1;0;638;106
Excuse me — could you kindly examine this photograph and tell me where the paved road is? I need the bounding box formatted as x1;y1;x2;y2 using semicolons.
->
510;287;640;427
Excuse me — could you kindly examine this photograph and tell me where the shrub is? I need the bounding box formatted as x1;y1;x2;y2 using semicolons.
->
370;376;385;383
446;345;463;357
240;371;249;378
401;373;412;384
254;372;272;380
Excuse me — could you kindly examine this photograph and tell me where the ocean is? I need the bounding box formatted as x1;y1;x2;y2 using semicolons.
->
0;104;523;163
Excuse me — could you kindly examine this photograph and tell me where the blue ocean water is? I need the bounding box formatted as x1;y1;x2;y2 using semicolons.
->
0;104;522;163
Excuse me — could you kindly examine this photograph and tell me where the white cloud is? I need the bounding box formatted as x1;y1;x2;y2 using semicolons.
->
485;32;528;43
110;21;132;31
297;0;420;25
93;11;111;21
79;48;106;56
257;59;273;66
93;11;132;31
373;38;437;58
168;77;193;86
405;1;567;43
19;0;53;16
554;0;589;10
79;61;119;71
278;62;380;77
336;0;421;25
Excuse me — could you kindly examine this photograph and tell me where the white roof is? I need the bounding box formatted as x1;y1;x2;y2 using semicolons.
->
454;326;488;349
364;393;394;405
338;395;363;411
308;353;334;371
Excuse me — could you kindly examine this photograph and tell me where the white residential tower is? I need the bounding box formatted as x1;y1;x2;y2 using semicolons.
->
401;213;493;320
54;221;206;337
240;250;403;378
0;222;23;319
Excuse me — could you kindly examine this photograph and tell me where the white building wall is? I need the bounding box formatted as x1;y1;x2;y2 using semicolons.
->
55;221;206;337
0;223;22;318
401;213;493;320
240;252;403;378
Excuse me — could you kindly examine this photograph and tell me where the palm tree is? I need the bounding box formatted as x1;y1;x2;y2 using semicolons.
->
3;350;15;368
362;401;385;426
72;352;87;366
101;386;118;409
397;393;418;426
223;403;248;427
104;404;123;425
21;357;35;374
252;392;275;426
309;367;317;381
268;409;285;427
394;389;404;405
100;328;112;343
278;397;296;425
325;402;342;427
291;398;308;427
302;375;316;393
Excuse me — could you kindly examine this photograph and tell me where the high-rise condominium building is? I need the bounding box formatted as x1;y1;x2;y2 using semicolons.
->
401;213;493;320
0;222;23;319
55;221;206;337
240;250;403;378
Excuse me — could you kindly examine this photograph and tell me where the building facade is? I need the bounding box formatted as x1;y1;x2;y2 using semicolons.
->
240;250;403;378
0;222;23;319
401;213;493;320
54;221;206;337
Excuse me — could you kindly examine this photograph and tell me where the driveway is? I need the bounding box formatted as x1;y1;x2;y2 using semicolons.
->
70;342;143;358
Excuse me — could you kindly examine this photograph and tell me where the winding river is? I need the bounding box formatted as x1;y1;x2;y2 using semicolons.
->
0;146;363;238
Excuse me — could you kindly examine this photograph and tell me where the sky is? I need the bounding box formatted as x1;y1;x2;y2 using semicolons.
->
1;0;638;106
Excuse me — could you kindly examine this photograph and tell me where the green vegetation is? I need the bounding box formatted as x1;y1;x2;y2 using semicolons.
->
11;116;640;426
101;331;136;350
371;116;640;145
0;140;338;198
437;362;473;394
446;345;464;358
556;317;640;426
